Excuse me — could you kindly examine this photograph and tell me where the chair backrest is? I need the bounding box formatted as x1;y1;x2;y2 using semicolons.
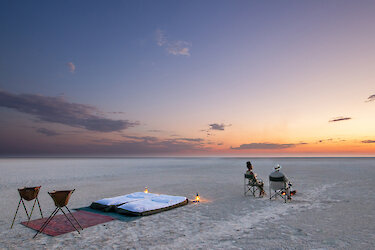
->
244;173;254;179
18;186;41;201
49;189;75;207
244;174;257;185
269;181;286;191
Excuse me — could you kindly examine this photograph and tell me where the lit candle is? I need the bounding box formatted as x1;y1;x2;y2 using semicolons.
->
195;193;200;202
144;187;148;193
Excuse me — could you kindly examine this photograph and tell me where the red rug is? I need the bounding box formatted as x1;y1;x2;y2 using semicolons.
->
21;210;115;236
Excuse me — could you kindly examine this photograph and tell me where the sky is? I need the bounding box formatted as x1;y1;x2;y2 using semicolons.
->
1;0;375;156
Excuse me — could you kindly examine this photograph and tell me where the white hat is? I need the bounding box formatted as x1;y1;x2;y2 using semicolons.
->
274;164;282;171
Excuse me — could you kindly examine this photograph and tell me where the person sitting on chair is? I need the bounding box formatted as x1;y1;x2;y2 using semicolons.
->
270;164;292;199
245;161;266;197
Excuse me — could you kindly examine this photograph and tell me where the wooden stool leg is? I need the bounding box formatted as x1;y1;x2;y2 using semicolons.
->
65;206;83;230
33;207;59;238
60;208;80;234
10;199;22;229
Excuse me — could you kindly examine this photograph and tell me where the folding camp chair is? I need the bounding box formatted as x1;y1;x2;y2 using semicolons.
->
11;186;43;229
33;189;83;238
244;174;264;197
269;180;291;203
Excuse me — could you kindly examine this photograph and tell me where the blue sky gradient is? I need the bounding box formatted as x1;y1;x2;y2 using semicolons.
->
1;0;375;156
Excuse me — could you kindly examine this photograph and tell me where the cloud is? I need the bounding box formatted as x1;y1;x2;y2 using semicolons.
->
362;140;375;143
166;41;191;56
36;128;60;136
317;138;348;144
123;135;158;142
231;142;300;150
0;90;138;132
148;129;163;133
365;94;375;102
0;135;209;156
66;62;75;73
209;123;231;131
329;117;352;122
124;136;204;145
155;29;191;56
155;29;167;46
177;138;204;142
318;138;333;143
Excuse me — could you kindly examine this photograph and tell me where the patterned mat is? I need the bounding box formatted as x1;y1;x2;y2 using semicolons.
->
22;210;115;236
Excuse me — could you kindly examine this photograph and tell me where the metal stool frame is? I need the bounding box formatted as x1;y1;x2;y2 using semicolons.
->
11;186;43;229
33;189;83;238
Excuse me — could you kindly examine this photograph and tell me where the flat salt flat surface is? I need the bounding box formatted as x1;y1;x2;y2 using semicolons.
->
117;194;187;213
0;157;374;249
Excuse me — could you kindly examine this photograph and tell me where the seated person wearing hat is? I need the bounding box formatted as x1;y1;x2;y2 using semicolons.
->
269;164;293;199
245;161;266;197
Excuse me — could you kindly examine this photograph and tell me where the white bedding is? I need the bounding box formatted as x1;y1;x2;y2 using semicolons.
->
116;194;187;213
93;192;158;206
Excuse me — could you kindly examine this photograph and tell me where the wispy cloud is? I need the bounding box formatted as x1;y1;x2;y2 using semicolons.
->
365;94;375;102
108;137;208;154
148;129;163;133
208;123;231;131
66;62;75;73
362;140;375;143
0;90;138;132
317;138;346;144
0;137;210;156
231;142;306;150
177;138;204;142
155;29;191;56
123;135;158;142
166;41;191;56
155;29;167;46
318;138;333;143
36;128;60;136
329;116;352;122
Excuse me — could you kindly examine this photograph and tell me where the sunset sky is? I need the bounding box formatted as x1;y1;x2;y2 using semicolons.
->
1;0;375;156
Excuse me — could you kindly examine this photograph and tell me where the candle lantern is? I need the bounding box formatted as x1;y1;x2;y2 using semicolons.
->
144;187;148;193
193;193;200;203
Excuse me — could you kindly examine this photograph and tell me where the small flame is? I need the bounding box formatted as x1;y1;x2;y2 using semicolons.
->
195;193;200;202
144;187;148;193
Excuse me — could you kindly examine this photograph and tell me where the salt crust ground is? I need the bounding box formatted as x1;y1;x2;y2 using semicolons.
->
0;157;374;249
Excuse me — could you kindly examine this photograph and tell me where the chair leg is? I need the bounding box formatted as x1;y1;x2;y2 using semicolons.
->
33;207;59;238
10;199;22;229
60;208;80;234
244;178;246;196
36;197;43;218
65;206;83;230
